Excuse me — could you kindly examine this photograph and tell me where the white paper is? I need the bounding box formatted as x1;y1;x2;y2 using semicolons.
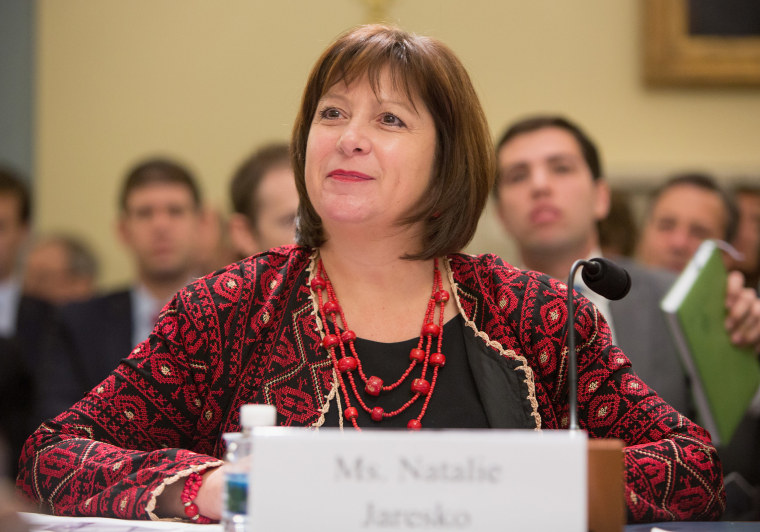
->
19;512;220;532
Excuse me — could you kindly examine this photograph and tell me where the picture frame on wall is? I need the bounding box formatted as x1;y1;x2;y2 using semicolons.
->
643;0;760;87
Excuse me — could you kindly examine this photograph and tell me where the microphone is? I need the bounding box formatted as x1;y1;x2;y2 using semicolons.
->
580;258;631;301
566;257;631;430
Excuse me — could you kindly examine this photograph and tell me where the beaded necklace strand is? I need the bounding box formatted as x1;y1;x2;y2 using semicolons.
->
311;258;449;430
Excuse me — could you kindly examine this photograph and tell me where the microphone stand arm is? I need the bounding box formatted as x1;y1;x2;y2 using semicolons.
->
566;259;588;431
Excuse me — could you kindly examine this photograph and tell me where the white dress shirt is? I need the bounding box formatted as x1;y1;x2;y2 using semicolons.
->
129;284;165;348
0;276;21;337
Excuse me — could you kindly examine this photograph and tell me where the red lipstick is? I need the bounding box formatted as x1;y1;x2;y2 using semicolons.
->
327;169;374;182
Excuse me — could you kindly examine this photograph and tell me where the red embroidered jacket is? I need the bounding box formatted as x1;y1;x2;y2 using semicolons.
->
16;248;725;522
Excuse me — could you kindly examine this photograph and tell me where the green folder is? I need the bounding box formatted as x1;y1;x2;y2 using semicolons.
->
660;239;760;446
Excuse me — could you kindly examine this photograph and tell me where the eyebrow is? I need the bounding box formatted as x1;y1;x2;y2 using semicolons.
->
501;152;579;170
500;161;529;173
377;95;420;116
319;89;421;117
546;153;580;163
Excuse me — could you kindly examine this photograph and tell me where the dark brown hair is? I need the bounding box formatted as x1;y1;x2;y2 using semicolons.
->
119;157;201;212
229;143;291;229
291;24;495;260
0;166;31;224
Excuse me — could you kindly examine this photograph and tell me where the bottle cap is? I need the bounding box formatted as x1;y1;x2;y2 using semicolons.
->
240;403;277;428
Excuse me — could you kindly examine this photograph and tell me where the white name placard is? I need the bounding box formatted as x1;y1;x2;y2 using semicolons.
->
248;428;586;532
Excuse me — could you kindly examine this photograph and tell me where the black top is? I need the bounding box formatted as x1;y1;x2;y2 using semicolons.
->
323;315;490;429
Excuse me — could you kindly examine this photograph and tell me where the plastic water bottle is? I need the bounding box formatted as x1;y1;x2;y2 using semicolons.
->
221;403;277;532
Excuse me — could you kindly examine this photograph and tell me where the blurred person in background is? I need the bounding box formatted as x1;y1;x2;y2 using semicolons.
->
637;172;760;352
494;116;760;408
228;142;298;258
637;172;760;519
23;234;98;305
0;167;53;479
637;173;739;274
728;183;760;291
0;167;32;339
495;118;760;518
37;158;205;420
494;116;692;413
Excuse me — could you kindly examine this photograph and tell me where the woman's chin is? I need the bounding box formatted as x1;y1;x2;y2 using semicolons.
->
319;206;377;227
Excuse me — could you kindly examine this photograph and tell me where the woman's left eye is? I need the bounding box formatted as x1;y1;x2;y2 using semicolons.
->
380;113;406;127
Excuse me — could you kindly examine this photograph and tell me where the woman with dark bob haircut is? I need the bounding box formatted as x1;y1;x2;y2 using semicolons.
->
291;24;494;260
18;25;723;524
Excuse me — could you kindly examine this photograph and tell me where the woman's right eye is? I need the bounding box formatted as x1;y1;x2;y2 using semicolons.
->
318;107;342;120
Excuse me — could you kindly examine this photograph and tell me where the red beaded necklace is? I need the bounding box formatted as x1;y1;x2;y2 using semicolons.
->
311;258;449;431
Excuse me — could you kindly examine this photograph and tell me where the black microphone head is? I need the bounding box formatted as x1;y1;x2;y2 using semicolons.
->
581;257;631;300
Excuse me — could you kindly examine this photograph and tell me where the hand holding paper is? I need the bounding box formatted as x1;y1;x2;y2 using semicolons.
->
724;269;760;351
661;239;760;445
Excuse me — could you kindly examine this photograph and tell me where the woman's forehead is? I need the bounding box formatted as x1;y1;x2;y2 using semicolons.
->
320;64;421;109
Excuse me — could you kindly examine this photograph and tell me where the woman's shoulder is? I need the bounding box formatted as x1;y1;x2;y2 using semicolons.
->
448;252;514;275
448;252;563;292
237;245;312;275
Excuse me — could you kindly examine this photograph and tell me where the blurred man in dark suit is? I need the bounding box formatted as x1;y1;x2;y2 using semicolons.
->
0;167;54;478
494;115;760;519
493;116;760;410
0;167;31;340
38;158;204;420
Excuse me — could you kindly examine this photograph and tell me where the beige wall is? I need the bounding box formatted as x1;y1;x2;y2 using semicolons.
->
35;0;760;288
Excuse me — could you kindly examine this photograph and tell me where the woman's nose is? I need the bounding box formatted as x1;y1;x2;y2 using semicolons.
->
337;122;371;155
